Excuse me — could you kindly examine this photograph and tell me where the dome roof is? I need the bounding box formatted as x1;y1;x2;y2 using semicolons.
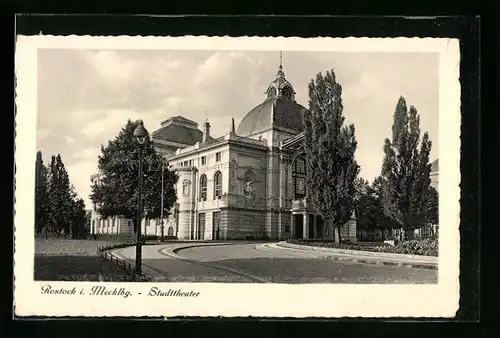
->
236;96;306;137
237;53;306;137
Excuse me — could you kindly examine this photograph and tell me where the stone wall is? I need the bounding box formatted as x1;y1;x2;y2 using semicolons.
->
220;208;266;240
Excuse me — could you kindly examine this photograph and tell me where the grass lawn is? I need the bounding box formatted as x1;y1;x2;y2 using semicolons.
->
34;238;147;282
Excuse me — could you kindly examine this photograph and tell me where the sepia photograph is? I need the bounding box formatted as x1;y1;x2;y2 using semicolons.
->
14;35;460;318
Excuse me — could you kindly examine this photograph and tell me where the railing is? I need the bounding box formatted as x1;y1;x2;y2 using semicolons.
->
96;244;152;280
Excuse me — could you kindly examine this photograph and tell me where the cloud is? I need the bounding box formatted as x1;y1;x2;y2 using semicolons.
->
64;135;76;145
80;109;141;140
36;49;439;205
85;51;134;80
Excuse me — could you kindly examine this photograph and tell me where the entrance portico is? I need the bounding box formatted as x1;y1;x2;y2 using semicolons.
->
290;198;323;239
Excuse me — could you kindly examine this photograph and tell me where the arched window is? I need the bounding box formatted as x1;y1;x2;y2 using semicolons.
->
267;86;277;98
213;171;222;199
292;155;306;199
200;175;207;201
281;86;293;100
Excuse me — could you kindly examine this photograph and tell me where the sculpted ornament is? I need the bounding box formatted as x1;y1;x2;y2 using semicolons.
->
244;180;256;199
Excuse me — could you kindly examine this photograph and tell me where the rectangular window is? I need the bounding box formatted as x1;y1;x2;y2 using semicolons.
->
112;218;115;227
216;152;221;162
201;156;206;165
189;160;193;166
184;161;188;166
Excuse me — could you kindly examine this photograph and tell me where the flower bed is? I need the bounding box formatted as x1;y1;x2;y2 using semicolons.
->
287;238;438;257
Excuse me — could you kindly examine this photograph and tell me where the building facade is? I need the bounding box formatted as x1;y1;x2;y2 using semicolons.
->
90;61;357;241
168;62;356;241
430;158;439;191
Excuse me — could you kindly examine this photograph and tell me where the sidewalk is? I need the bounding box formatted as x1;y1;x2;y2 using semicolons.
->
268;242;438;270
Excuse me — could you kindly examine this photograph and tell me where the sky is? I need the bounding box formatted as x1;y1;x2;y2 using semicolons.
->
37;49;439;209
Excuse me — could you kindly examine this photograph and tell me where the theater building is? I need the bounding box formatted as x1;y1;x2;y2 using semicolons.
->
90;61;357;241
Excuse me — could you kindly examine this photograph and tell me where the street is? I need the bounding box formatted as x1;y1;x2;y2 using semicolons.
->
114;242;438;284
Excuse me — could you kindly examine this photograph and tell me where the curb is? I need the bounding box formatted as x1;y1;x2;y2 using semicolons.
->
111;247;166;282
273;243;438;270
160;244;270;283
279;242;437;262
325;255;437;270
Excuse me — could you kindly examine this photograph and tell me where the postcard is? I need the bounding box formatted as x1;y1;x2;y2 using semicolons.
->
14;35;461;318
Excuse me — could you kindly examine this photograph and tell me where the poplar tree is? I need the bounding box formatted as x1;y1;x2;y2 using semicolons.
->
303;69;360;243
47;154;74;234
90;119;178;234
380;96;433;239
34;151;50;233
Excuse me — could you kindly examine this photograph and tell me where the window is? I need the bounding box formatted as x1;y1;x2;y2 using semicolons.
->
189;160;193;166
201;156;207;165
93;202;96;211
214;171;222;199
128;220;131;227
216;152;221;162
282;86;293;100
112;218;115;227
182;180;190;196
184;161;188;166
292;156;306;199
200;175;207;201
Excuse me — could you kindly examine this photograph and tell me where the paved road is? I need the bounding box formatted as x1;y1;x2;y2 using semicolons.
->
116;243;438;284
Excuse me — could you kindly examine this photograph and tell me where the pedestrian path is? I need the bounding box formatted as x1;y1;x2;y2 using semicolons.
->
263;242;438;270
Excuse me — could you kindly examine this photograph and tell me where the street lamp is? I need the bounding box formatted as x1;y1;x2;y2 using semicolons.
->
133;120;148;275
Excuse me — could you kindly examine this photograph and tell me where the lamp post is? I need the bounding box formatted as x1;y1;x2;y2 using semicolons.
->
133;120;148;275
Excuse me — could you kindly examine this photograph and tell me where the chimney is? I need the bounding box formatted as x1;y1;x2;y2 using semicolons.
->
231;117;235;134
203;120;211;142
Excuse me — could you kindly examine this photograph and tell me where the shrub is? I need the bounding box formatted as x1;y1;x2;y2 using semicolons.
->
287;238;438;256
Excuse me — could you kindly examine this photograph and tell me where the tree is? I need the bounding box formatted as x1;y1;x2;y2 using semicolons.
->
354;178;380;231
426;186;439;228
34;151;50;233
303;70;360;243
90;119;178;234
47;154;74;234
70;197;86;239
380;96;432;239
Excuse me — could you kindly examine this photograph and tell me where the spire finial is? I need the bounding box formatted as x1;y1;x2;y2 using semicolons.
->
276;51;285;78
231;117;235;133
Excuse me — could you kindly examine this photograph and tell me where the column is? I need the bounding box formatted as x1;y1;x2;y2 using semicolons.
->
303;212;309;239
312;215;316;239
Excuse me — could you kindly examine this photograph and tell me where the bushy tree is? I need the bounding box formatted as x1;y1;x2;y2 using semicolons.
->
380;96;433;239
90;119;178;234
34;151;50;233
303;70;360;243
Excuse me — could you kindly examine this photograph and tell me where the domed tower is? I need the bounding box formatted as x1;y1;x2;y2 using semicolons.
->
265;52;297;101
236;52;306;145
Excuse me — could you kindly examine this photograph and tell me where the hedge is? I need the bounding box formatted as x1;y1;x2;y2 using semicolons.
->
287;238;438;257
